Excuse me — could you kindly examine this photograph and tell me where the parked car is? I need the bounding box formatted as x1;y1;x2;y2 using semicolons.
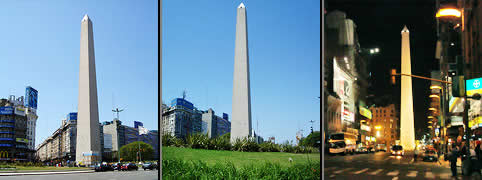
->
422;149;438;162
94;164;114;172
356;146;368;154
142;162;158;170
121;163;139;171
391;145;404;156
367;146;375;153
113;163;124;171
376;144;387;152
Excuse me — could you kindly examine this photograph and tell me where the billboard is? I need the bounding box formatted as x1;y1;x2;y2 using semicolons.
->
25;86;38;109
223;113;229;121
67;112;77;121
134;121;143;129
0;107;14;115
333;60;355;123
359;107;372;119
171;98;194;110
14;107;26;116
466;78;482;96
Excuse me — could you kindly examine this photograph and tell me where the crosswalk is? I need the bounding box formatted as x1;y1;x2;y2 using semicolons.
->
324;166;453;179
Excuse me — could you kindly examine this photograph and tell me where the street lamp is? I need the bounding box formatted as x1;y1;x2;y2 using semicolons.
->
375;125;381;130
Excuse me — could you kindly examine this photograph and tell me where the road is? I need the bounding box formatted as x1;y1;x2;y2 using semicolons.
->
324;151;481;180
1;169;159;180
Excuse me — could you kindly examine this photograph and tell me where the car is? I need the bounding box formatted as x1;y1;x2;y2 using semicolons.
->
376;144;387;152
391;145;404;156
356;146;368;154
422;149;438;162
367;146;375;153
94;164;114;172
121;163;139;171
113;163;124;171
142;162;158;170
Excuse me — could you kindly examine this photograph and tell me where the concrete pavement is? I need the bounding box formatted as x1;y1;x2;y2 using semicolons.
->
324;151;480;179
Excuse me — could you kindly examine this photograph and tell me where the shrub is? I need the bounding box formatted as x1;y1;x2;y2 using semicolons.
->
211;134;231;150
259;142;280;152
232;137;259;152
162;134;176;146
186;133;211;149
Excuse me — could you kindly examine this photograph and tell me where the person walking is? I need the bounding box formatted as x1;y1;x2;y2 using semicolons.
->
449;145;460;177
414;147;419;162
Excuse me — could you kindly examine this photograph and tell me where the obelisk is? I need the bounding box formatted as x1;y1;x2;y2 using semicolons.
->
400;25;415;150
76;14;101;166
231;3;252;143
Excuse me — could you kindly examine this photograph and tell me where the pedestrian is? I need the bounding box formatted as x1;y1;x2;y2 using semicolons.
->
470;143;481;175
414;147;419;162
449;145;459;177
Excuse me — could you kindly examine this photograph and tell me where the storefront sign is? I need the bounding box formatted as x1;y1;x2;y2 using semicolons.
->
359;107;372;119
14;107;26;116
361;124;371;132
469;116;482;129
466;77;482;96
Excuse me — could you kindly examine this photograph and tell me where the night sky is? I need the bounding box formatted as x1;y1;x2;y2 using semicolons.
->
325;0;440;138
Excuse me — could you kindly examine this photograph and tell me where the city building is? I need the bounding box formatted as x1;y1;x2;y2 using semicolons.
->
162;98;201;138
25;86;38;152
369;104;400;147
324;10;365;142
102;119;159;161
201;109;231;138
0;96;32;162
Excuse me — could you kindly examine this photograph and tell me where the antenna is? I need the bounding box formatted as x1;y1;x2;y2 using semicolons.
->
182;90;187;100
309;120;315;134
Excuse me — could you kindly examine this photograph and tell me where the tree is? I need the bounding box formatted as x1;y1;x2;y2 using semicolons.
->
119;141;154;161
300;131;321;148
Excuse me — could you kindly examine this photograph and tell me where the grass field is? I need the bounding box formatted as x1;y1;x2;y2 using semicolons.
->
162;146;320;179
162;146;320;168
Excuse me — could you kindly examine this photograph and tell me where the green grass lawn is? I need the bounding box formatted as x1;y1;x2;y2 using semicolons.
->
162;146;320;168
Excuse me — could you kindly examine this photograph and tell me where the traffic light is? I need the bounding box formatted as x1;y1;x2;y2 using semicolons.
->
390;69;397;85
452;75;465;97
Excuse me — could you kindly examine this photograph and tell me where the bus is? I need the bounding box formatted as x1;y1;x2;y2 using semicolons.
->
328;132;357;155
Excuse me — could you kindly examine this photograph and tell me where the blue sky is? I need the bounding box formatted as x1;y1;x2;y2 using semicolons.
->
0;0;158;147
162;0;320;144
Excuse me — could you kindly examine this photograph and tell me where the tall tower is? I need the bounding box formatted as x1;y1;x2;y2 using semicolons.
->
400;25;415;150
76;14;101;166
231;3;252;143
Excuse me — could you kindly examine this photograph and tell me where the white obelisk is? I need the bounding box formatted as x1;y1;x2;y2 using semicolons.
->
76;14;101;166
400;25;415;151
231;3;252;143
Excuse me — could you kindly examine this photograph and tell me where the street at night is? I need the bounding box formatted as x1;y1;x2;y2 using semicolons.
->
324;152;480;179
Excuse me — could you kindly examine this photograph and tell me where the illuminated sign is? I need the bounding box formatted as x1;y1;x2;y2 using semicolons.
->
361;125;371;132
466;78;482;96
469;116;482;129
359;107;372;119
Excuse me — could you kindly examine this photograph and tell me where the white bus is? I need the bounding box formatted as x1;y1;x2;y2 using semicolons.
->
328;132;357;155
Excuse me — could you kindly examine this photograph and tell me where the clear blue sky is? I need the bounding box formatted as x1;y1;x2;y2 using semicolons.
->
0;1;158;147
162;0;320;144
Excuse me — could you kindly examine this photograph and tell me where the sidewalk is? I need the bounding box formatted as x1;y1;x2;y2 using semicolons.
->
0;169;94;176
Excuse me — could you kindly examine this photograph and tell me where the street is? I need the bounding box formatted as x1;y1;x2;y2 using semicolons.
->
0;169;159;180
324;151;480;180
